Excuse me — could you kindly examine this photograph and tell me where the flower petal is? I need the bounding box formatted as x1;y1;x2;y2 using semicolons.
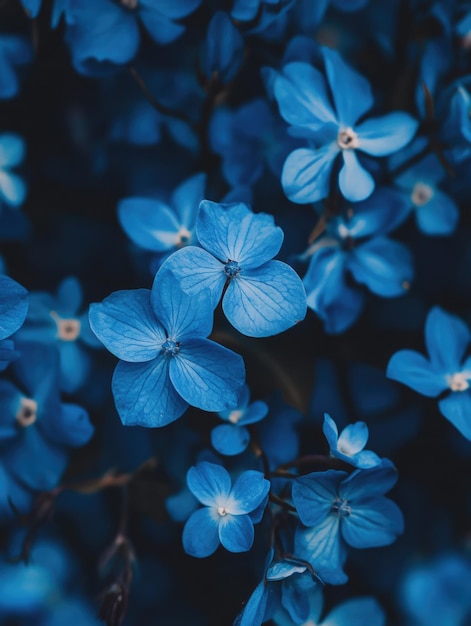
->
182;507;220;557
438;392;471;440
187;461;231;506
425;306;470;373
211;424;250;456
170;337;245;412
337;422;369;455
292;470;347;527
339;460;398;500
89;289;164;362
338;150;375;202
112;357;188;427
222;261;306;337
219;513;254;552
356;112;418;156
282;145;338;204
415;190;459;236
227;470;270;515
386;349;446;396
171;172;206;227
117;197;181;252
341;497;404;548
322;598;386;626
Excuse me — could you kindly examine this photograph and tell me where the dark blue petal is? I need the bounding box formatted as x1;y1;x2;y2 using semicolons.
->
200;12;244;84
347;237;413;297
341;497;404;548
387;349;446;396
89;289;164;362
56;276;82;314
219;513;254;552
339;460;398;500
0;274;28;340
58;342;90;393
182;507;220;557
282;146;338;204
112;357;188;427
186;461;231;506
234;580;268;626
438;392;471;440
39;402;94;448
171;172;206;227
415;190;459;235
425;307;470;373
222;261;306;337
324;597;386;626
170;337;245;411
322;413;339;449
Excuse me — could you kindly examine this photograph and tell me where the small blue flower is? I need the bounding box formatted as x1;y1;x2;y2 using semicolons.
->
118;173;205;258
182;461;270;557
322;413;381;469
211;384;268;456
160;200;307;337
387;306;471;440
89;269;246;427
292;461;404;584
271;47;418;202
0;35;33;100
0;133;27;208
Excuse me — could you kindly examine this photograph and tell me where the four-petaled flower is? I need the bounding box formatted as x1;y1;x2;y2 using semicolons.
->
323;413;381;469
182;461;270;557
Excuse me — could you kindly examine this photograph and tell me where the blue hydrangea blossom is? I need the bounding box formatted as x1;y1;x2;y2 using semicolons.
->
292;461;404;584
160;200;307;337
182;461;270;557
89;269;246;427
387;306;471;440
271;47;418;202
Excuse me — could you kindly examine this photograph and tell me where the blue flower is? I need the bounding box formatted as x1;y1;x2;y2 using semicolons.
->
271;47;418;202
199;12;245;85
182;461;270;557
211;384;268;456
292;461;404;584
0;274;28;371
63;0;202;75
89;269;246;427
302;187;413;333
160;200;307;337
0;343;94;504
387;306;471;440
322;413;381;469
14;277;101;393
0;35;32;100
117;173;206;259
0;133;27;208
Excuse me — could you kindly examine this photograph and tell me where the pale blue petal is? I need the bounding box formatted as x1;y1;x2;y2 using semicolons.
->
352;450;382;468
112;357;188;427
386;349;446;396
341;497;404;548
356;113;418;156
338;150;375;202
438;392;471;440
322;413;339;449
58;341;90;392
222;261;306;337
171;172;206;227
292;470;346;526
239;400;268;425
227;470;270;515
322;598;385;626
347;236;413;297
151;270;214;340
158;246;225;310
266;562;307;581
294;518;348;585
322;47;373;126
425;306;470;372
197;201;284;268
282;145;338;204
219;513;254;552
0;171;27;207
89;289;165;362
182;507;220;557
186;461;231;506
415;190;459;235
211;424;250;455
337;422;369;455
273;62;338;127
170;337;245;411
118;198;181;252
0;275;28;340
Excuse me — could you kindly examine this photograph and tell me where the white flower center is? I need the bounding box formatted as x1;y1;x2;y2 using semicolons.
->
337;127;360;150
411;181;434;206
217;506;227;516
228;409;244;424
16;397;38;427
447;372;470;392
